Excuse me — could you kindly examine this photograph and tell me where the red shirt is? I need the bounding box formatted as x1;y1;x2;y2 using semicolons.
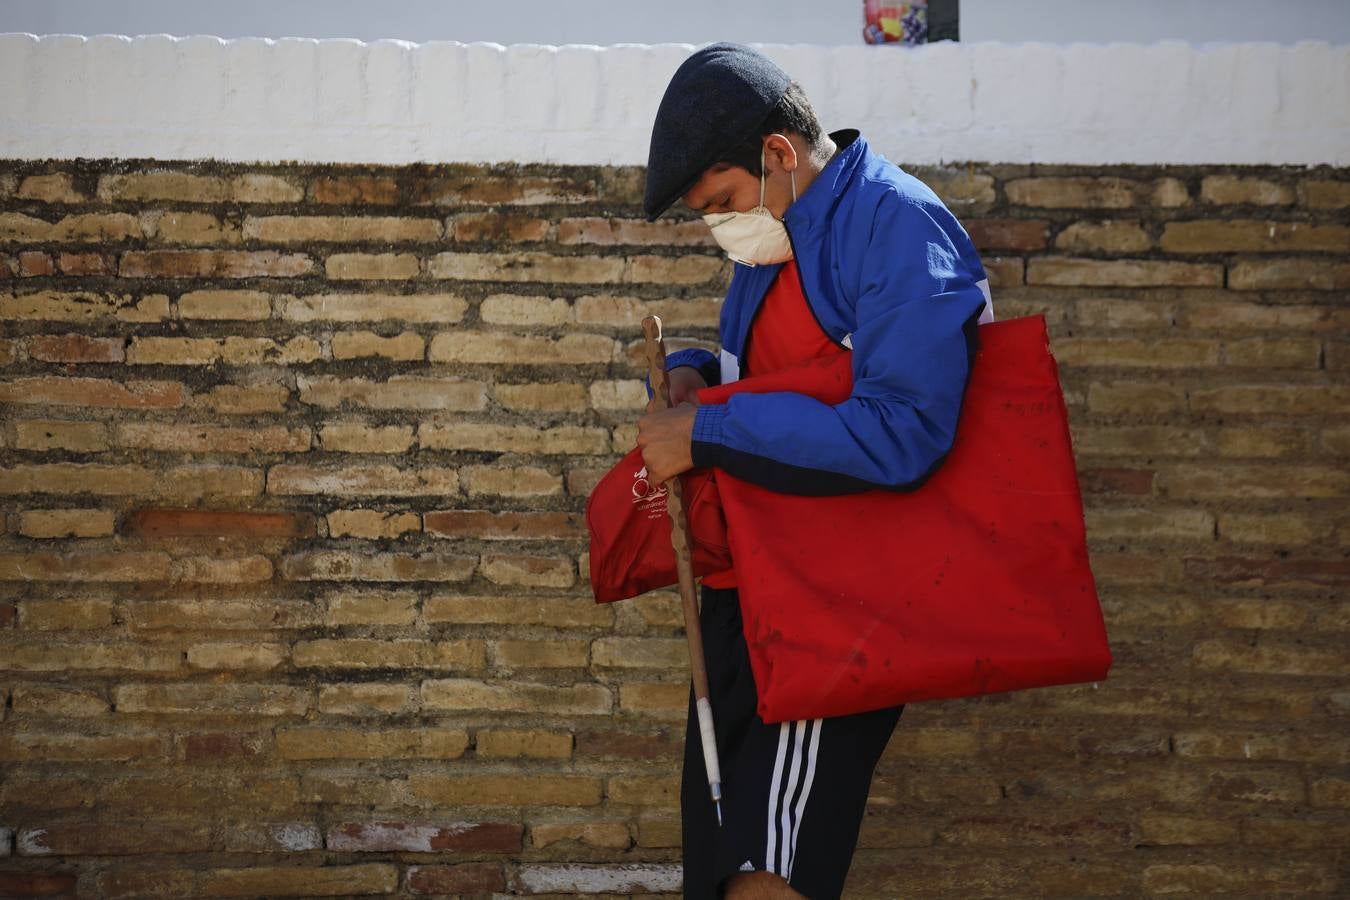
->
702;258;849;588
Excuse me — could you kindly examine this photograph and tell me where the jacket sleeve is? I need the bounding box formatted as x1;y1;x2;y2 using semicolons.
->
644;347;721;400
688;189;987;496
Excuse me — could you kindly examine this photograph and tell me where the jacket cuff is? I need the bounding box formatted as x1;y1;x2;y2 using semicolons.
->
690;403;727;468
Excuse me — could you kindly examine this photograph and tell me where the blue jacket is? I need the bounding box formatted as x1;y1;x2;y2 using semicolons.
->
667;128;994;496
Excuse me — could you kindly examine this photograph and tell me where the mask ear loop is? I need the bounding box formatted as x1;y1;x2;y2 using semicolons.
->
758;144;768;210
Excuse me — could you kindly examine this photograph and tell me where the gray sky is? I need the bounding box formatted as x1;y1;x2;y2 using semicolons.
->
2;0;1347;45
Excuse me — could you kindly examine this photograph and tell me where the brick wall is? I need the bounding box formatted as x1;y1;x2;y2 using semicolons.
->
0;159;1346;897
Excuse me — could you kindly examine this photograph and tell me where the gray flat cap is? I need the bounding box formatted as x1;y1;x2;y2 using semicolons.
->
643;42;791;222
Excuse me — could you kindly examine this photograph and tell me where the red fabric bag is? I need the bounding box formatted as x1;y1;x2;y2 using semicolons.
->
585;450;732;603
699;315;1112;722
586;314;1112;722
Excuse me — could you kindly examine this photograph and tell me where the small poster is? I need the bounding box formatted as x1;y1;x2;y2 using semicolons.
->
863;1;928;45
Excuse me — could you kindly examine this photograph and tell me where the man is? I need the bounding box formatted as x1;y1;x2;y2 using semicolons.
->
635;43;993;899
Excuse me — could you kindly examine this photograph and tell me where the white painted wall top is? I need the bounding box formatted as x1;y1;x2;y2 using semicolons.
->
2;34;1347;167
2;0;1348;46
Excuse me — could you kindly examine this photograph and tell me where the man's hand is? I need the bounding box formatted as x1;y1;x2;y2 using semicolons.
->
646;365;706;414
637;404;697;484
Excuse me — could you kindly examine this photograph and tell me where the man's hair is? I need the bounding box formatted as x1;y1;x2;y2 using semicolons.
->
710;81;825;177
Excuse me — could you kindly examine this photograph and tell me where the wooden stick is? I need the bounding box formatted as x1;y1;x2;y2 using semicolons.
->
641;314;723;826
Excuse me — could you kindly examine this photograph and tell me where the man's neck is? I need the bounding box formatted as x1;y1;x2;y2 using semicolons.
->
793;135;839;198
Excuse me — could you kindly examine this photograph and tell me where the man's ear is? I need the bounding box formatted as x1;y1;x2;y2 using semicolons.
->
763;133;799;173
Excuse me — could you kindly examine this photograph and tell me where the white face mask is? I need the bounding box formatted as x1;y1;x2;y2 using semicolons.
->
702;144;798;267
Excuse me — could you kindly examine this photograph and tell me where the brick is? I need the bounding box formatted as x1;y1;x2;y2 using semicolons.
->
1005;176;1163;209
423;594;612;628
329;821;520;853
406;863;506;894
0;211;142;243
1028;257;1222;287
1228;258;1350;290
1054;337;1218;367
145;209;241;245
1297;178;1350;209
292;639;484;671
277;727;469;760
1217;512;1321;544
331;330;425;361
324;588;420;626
1084;507;1214;540
489;640;590;669
982;256;1025;287
1072;425;1210;457
1209;597;1314;630
318;422;415;454
17;172;86;203
244;215;441;244
1241;816;1350;849
589;379;648;410
1157;464;1348;498
1189;384;1350;416
1;291;170;322
113;423;311;453
1215;427;1307;457
566;466;608;497
912;168;996;210
1073;297;1176;328
17;597;116;629
2;463;261;499
410;774;602;807
480;553;575;588
171;555;274;584
514;864;682;894
1161;220;1350;253
198;865;399;896
17;822;212;855
574;294;721;329
1054;220;1152;254
1310;776;1350;807
96;172;300;203
121;508;316;538
592;638;688;669
1184;556;1349;588
125;335;321;365
119;250;314;278
530;822;632;850
279;292;468;323
429;251;624;284
12;420;109;450
411;173;596;206
575;729;681;761
57;251;117;274
1194;637;1346;675
476;729;574;758
626;254;726;284
15;250;55;276
419;422;609;454
186;642;287;671
961;218;1048;251
1142;863;1334;894
112;682;309;715
298;374;485;411
192;383;290;415
311;175;400;205
9;685;108;716
618;682;689;719
280;550;475;582
425;511;579;541
177;289;272;320
606;774;682;807
318;682;416;715
479;293;572;326
18;508;117;539
1221;337;1320;368
492;382;589;412
421;679;612;716
25;333;125;364
935;816;1131;847
1137;814;1239;845
460;465;561;498
324;252;420;280
3;638;180;669
428;330;619;365
1200;175;1295;206
325;508;421;539
558;217;712;247
1085;381;1186;415
267;463;459;497
450;212;551;242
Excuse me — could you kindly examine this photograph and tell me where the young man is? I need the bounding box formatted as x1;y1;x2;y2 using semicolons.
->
635;43;994;899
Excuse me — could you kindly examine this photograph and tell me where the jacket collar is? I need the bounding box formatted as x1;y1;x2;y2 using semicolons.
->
783;128;867;236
